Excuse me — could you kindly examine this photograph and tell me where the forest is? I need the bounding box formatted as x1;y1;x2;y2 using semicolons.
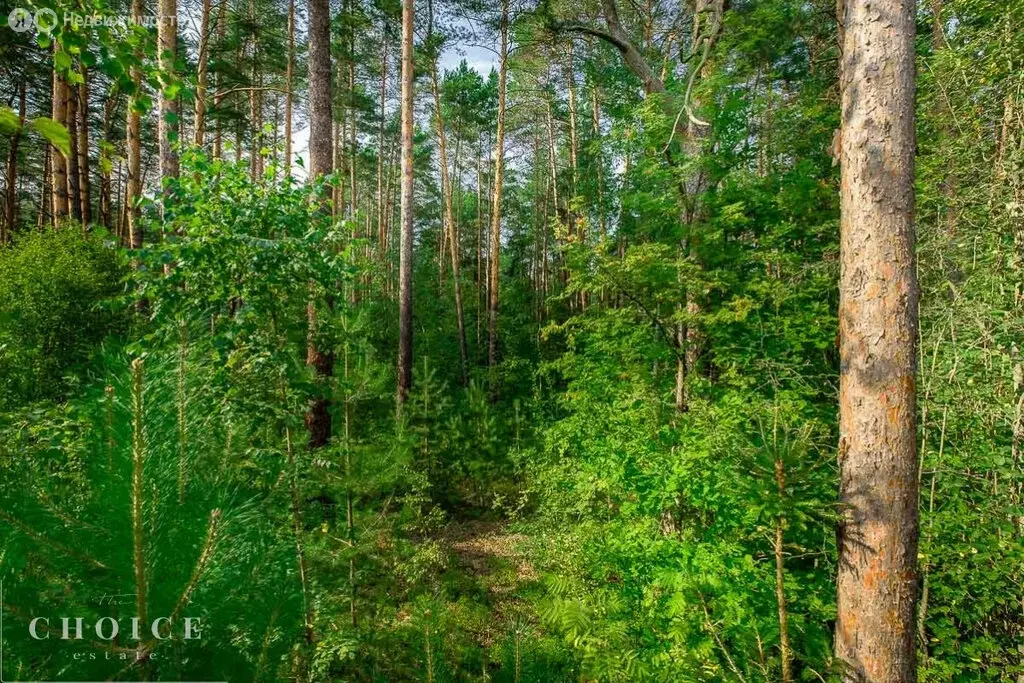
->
0;0;1021;680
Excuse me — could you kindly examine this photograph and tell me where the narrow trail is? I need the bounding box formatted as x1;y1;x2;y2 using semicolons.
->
439;519;539;642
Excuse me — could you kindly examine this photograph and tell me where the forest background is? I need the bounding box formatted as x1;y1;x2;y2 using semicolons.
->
0;0;1021;680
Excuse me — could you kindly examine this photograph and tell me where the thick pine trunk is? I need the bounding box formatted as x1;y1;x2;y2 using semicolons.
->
306;0;335;447
834;0;920;680
397;0;415;408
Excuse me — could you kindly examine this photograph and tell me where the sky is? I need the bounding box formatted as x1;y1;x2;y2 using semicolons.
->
289;41;499;177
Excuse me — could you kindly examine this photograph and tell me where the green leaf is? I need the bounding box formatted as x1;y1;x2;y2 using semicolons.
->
54;50;73;72
31;117;71;157
0;107;21;136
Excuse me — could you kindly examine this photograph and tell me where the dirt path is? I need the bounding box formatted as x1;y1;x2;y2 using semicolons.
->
440;519;538;634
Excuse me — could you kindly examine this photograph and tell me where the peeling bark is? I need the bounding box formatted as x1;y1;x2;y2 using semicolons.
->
835;0;920;680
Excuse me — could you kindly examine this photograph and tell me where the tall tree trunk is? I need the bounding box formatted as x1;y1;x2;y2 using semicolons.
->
126;0;144;246
51;59;70;223
476;153;484;358
158;0;180;194
78;67;92;225
213;0;228;160
487;0;509;396
396;0;415;408
194;0;212;147
377;30;388;254
126;52;142;250
929;0;957;235
284;0;295;173
306;0;335;448
590;75;606;241
250;73;264;180
430;56;469;385
774;456;792;683
3;81;26;240
545;96;563;288
99;95;115;228
834;1;920;681
66;72;82;223
565;42;579;198
249;0;263;182
39;146;51;228
348;60;357;221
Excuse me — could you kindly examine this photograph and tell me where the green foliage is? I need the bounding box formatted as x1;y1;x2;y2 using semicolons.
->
0;347;300;680
0;229;126;407
0;0;1021;680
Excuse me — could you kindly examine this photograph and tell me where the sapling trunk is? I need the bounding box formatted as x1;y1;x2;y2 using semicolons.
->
177;322;189;503
774;457;792;683
130;357;149;658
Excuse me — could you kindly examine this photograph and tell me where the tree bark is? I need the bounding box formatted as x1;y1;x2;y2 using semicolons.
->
565;42;579;196
213;0;228;160
348;59;357;220
51;58;70;223
100;87;119;230
834;1;920;681
158;0;180;192
377;31;388;254
774;457;792;683
78;67;92;225
487;0;509;396
66;71;82;223
397;0;415;408
248;0;263;182
306;0;335;448
39;147;51;229
284;0;295;173
127;0;144;247
194;0;212;147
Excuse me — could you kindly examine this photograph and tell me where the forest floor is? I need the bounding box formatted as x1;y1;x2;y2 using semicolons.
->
439;519;539;643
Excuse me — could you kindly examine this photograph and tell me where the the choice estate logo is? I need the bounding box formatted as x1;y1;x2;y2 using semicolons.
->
1;581;212;682
27;615;203;641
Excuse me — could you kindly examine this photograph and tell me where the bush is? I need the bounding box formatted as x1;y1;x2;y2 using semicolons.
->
0;228;125;406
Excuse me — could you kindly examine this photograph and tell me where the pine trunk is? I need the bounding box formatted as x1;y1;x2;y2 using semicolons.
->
430;59;469;385
127;0;144;246
3;81;25;240
194;0;212;147
66;73;82;223
51;61;69;223
284;0;294;173
158;0;180;193
834;0;920;680
396;0;415;408
306;0;335;448
78;68;92;225
487;0;509;394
